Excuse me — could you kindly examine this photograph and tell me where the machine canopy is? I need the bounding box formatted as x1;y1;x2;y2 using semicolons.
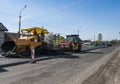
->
21;27;49;35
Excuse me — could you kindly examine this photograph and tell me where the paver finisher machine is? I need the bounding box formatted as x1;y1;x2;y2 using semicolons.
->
1;27;50;57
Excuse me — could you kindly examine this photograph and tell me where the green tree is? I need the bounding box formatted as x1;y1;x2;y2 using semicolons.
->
45;33;65;46
45;32;54;44
55;34;65;46
93;33;103;46
111;39;120;45
98;33;102;42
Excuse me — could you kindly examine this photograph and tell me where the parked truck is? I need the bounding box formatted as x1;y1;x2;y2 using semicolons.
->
1;27;50;57
59;34;82;51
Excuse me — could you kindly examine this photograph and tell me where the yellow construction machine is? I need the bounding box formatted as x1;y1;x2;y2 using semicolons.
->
1;27;49;57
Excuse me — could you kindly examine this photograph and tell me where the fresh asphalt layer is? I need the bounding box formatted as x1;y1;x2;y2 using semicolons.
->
0;46;107;68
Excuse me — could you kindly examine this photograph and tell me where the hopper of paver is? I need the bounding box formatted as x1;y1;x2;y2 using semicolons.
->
1;41;16;55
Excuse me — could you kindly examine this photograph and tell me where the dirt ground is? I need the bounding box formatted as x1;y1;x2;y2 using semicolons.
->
82;47;120;84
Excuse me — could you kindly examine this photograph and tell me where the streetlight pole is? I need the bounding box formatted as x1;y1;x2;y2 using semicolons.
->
18;5;27;37
94;34;95;41
77;29;79;36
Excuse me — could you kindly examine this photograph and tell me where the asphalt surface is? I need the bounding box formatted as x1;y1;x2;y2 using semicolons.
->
0;45;119;84
0;46;106;67
82;46;120;84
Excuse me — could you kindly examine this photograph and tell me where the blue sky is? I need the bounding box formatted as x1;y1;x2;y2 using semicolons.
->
0;0;120;41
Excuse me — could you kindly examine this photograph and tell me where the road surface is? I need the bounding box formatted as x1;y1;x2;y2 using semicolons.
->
0;45;119;84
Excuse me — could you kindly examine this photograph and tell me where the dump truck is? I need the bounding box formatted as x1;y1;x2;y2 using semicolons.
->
59;34;82;51
1;27;49;57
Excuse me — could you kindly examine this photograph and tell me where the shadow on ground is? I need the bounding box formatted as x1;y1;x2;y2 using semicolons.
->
0;68;8;73
48;54;80;59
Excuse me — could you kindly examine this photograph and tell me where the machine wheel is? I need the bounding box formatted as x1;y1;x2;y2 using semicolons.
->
77;44;81;51
70;45;73;51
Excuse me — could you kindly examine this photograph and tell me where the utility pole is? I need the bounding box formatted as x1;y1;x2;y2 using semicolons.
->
18;5;27;37
94;34;95;41
77;30;79;36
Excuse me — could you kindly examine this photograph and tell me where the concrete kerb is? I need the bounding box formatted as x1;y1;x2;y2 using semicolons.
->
81;46;107;51
0;60;30;68
0;56;52;68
